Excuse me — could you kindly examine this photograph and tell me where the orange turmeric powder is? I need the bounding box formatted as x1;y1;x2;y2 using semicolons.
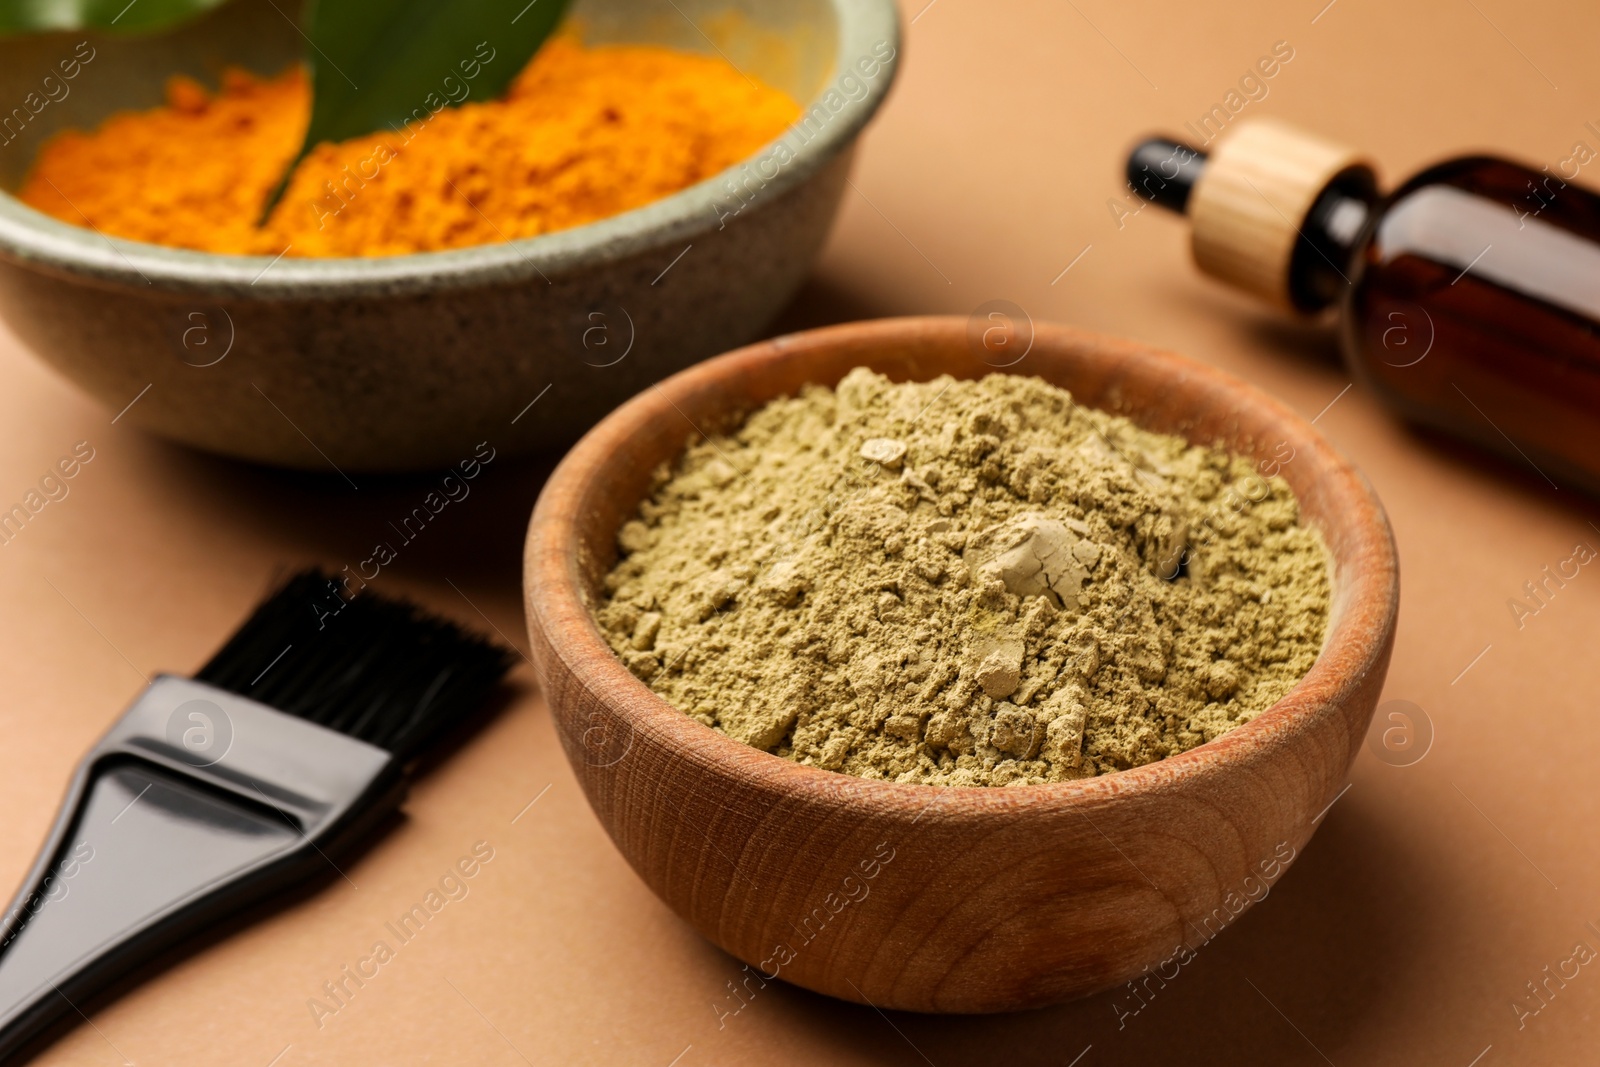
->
17;38;799;257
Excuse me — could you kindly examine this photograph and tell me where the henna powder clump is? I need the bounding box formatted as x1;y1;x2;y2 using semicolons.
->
596;369;1330;787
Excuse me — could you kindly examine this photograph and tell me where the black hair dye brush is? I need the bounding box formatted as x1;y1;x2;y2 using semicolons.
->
0;570;512;1061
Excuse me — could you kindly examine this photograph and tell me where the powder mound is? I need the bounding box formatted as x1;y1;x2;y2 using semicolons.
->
597;369;1331;787
18;37;798;258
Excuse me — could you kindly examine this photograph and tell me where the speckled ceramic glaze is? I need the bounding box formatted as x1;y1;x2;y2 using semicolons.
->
0;0;898;471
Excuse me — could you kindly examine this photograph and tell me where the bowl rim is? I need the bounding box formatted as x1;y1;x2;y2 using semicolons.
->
0;0;900;299
524;316;1400;818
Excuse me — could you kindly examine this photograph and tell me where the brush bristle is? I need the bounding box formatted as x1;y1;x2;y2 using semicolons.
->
194;570;513;759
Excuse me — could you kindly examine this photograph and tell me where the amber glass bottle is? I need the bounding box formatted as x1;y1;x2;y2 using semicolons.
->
1128;119;1600;492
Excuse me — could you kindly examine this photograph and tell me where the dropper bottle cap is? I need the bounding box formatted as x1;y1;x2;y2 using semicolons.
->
1128;119;1380;314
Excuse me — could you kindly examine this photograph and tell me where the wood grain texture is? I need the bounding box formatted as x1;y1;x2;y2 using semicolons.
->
1189;118;1374;311
523;317;1398;1013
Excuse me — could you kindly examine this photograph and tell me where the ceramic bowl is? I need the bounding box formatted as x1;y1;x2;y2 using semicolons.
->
524;316;1400;1013
0;0;897;471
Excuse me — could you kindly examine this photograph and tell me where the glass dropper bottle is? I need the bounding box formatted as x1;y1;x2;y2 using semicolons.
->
1128;118;1600;494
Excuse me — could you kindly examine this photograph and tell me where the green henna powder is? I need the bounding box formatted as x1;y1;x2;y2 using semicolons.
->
596;369;1330;786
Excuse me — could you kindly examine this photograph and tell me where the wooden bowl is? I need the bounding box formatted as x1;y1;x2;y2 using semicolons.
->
523;316;1399;1013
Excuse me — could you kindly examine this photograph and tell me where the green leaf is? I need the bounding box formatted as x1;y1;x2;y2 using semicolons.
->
260;0;570;221
0;0;230;36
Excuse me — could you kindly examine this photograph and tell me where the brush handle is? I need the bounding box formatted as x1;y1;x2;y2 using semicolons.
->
0;678;399;1063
